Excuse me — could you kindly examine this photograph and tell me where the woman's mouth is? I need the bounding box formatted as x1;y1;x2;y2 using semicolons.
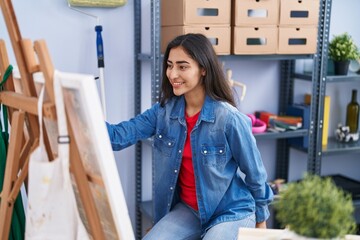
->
172;82;183;87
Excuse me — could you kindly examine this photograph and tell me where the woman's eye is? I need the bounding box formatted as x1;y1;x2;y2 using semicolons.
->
179;66;187;70
167;64;173;69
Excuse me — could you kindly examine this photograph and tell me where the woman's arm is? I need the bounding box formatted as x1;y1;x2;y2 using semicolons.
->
106;104;160;151
256;221;267;229
226;111;274;223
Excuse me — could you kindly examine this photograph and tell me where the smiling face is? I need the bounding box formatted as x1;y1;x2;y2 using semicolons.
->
166;46;206;99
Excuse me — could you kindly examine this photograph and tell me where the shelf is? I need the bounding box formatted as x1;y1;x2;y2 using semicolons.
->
138;54;314;62
322;138;360;156
219;54;313;61
326;73;360;83
290;137;360;155
295;72;360;83
294;73;312;81
254;129;308;140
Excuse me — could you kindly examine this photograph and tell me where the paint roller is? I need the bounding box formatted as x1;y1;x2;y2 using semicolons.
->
67;1;127;118
68;0;127;8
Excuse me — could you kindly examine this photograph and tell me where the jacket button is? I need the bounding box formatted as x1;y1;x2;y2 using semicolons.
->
204;150;207;154
170;187;173;190
219;150;223;153
168;142;172;146
159;135;162;138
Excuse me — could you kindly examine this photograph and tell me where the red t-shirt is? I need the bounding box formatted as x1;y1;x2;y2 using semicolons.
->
179;111;200;211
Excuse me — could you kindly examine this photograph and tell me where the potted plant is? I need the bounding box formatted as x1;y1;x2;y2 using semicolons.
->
328;32;360;75
274;174;357;239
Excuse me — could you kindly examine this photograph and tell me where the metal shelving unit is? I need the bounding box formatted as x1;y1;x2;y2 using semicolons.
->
134;0;335;238
295;72;360;83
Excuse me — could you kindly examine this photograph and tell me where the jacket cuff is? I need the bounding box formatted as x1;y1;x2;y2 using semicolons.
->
255;205;270;223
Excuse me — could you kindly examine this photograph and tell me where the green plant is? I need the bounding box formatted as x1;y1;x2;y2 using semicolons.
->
328;32;360;61
274;174;357;239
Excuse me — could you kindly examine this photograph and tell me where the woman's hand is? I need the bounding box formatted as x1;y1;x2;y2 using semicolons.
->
255;221;267;229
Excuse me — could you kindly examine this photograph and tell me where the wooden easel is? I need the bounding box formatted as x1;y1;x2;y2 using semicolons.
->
0;0;106;239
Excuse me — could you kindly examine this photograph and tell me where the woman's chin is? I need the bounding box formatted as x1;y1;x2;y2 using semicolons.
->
172;90;184;96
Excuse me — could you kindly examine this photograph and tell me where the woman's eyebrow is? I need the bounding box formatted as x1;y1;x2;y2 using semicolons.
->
176;60;190;64
167;60;190;64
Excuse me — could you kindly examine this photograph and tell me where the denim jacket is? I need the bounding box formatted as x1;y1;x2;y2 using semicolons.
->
106;95;273;233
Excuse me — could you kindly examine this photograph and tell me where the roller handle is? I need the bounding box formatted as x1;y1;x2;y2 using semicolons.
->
95;25;104;68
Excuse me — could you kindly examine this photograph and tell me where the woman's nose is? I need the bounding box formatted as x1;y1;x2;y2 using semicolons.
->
168;68;179;80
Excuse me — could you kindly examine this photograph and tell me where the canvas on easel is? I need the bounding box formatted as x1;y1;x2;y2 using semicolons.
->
50;70;135;239
60;71;134;239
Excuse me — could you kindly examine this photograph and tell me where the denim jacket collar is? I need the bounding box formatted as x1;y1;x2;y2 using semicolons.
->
169;95;216;124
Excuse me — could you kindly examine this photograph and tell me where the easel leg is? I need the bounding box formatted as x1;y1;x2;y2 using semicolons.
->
0;111;25;240
9;138;39;200
68;124;106;240
0;40;16;131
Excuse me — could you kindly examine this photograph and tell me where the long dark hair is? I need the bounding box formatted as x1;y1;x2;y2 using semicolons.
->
160;33;236;107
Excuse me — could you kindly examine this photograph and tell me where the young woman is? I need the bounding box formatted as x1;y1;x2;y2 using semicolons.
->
106;33;273;240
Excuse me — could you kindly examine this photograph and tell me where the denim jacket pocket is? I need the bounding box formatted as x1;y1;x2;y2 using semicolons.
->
153;131;175;157
201;145;227;166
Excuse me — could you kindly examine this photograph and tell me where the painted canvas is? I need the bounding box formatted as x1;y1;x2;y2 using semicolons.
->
57;71;135;240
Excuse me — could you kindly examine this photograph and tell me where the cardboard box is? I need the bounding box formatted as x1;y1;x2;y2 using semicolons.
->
279;0;320;26
233;0;279;26
161;26;231;55
232;26;278;54
277;26;317;54
161;0;231;26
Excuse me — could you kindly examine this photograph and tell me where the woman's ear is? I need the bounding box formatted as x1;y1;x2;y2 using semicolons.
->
201;68;206;76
